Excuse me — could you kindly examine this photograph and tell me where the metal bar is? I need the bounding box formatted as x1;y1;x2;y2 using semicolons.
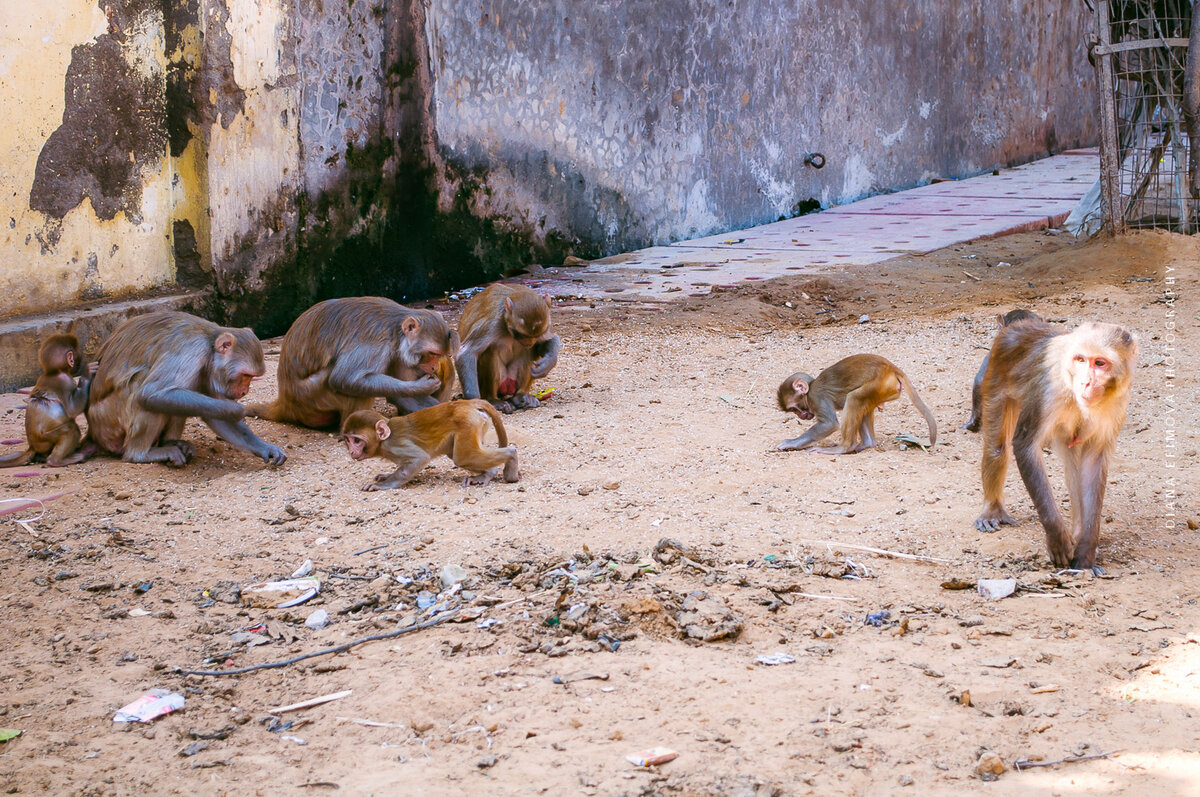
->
1092;38;1190;55
1095;1;1127;235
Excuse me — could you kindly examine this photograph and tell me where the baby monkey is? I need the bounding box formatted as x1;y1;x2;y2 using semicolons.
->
776;354;937;454
0;333;97;468
341;400;520;490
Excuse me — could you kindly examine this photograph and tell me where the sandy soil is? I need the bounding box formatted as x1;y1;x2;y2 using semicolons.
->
0;229;1196;796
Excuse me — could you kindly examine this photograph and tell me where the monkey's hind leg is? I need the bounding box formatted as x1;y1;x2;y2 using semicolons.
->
454;431;518;486
44;424;94;467
975;400;1019;532
123;412;188;466
813;392;871;455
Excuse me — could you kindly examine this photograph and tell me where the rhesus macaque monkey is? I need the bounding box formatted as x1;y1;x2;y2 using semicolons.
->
86;312;285;467
456;284;560;413
974;321;1136;575
0;334;97;467
776;354;937;454
963;309;1042;432
248;297;456;428
341;400;519;490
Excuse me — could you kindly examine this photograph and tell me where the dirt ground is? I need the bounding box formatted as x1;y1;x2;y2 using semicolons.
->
0;229;1195;796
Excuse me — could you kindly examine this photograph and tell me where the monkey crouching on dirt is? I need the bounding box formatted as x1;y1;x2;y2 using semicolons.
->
974;320;1137;575
0;334;97;468
86;312;286;467
456;284;560;413
776;354;937;454
341;400;520;491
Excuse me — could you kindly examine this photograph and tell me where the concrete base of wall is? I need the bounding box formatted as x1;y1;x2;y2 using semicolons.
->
0;291;209;392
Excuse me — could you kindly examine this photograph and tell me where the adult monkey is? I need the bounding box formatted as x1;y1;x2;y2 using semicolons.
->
974;321;1136;575
247;297;456;429
456;284;560;413
86;312;285;467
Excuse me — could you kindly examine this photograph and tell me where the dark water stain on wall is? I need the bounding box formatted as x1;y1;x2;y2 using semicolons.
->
30;35;165;222
163;0;246;157
30;5;167;223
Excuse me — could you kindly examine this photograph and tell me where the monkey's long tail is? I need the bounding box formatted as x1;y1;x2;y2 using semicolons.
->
0;447;36;468
474;401;509;447
244;399;289;423
900;377;938;448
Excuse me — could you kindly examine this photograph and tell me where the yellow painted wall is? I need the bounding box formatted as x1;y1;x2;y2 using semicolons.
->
0;2;178;319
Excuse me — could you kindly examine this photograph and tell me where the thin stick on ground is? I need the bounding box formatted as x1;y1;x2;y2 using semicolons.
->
1014;749;1122;771
794;539;952;564
181;611;459;677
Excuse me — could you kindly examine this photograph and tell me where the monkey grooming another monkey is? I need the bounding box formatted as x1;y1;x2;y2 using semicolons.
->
0;334;97;468
248;297;456;429
776;354;937;454
963;309;1041;432
86;312;285;467
974;321;1136;575
341;400;519;490
456;284;560;413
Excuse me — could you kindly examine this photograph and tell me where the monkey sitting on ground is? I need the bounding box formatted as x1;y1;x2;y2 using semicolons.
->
963;309;1041;432
341;400;520;490
456;284;560;413
776;354;937;454
974;320;1136;575
0;333;97;467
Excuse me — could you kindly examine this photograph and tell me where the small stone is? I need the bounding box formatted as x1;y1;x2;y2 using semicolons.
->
1187;518;1199;530
858;314;870;324
899;774;914;786
420;535;436;545
410;717;434;734
975;751;1005;777
207;581;241;604
368;574;393;592
305;609;329;630
602;480;620;491
476;755;498;769
440;564;469;590
578;486;594;496
180;741;209;757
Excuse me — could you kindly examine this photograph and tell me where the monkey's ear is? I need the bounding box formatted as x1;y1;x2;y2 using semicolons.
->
995;313;1007;329
449;330;461;354
65;350;76;369
214;332;235;355
504;297;514;314
401;317;420;337
375;419;391;441
543;294;551;307
792;377;809;395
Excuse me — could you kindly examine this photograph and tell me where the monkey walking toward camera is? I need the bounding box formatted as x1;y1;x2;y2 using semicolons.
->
974;321;1136;575
341;400;520;491
776;354;937;454
0;333;97;468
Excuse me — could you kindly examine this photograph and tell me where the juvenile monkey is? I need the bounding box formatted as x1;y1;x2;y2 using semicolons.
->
963;309;1041;432
974;321;1136;575
776;354;937;454
341;400;520;490
456;284;560;413
0;334;97;467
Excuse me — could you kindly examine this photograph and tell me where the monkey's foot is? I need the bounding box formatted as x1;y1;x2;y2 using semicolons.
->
776;439;813;452
974;509;1018;532
489;399;516;415
503;448;520;482
509;393;541;410
463;471;495;487
164;439;195;460
962;416;982;433
812;446;859;455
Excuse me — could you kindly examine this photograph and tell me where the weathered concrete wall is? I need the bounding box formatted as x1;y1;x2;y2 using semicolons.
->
0;0;1096;338
0;2;176;317
425;0;1097;254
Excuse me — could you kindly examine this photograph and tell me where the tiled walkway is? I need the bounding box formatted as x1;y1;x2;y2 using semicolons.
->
536;149;1099;301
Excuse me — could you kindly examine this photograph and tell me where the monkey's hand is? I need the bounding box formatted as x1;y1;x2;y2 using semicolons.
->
776;439;812;452
409;374;442;396
530;354;556;379
87;361;100;377
259;443;287;467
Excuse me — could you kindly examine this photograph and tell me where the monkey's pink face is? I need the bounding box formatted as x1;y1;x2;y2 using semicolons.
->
418;351;444;375
228;372;256;400
1071;353;1115;404
344;434;369;460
